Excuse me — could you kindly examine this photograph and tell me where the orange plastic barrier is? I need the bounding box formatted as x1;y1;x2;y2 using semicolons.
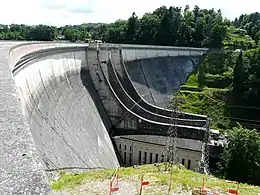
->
109;167;120;195
226;183;239;195
139;175;149;195
227;188;238;195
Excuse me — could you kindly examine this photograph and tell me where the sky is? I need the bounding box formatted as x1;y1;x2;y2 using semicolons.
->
0;0;259;26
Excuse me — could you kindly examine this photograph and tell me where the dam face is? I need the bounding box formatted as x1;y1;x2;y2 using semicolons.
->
126;56;200;107
13;48;119;174
0;42;208;194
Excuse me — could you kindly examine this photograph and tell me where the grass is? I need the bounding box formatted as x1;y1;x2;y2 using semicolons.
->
223;26;257;49
176;69;233;130
51;164;260;194
176;87;231;130
184;73;199;87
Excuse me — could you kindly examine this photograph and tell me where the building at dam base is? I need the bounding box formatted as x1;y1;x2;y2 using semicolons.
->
114;130;225;171
0;41;226;194
115;135;202;170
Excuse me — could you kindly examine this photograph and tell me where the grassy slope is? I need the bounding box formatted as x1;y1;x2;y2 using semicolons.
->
51;164;260;194
176;26;257;130
177;73;231;130
223;26;257;49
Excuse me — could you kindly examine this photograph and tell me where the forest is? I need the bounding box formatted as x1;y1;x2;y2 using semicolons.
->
1;5;260;186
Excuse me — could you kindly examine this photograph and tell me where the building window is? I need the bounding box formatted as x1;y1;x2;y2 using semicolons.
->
138;151;142;164
119;144;121;154
129;153;132;165
124;152;126;164
149;153;153;164
161;154;164;163
188;160;191;169
182;159;185;166
155;154;159;163
130;146;132;151
144;152;147;164
124;145;126;150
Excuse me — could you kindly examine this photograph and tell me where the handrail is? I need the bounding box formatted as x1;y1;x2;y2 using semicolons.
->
98;43;209;51
9;42;88;70
12;46;86;73
8;42;59;69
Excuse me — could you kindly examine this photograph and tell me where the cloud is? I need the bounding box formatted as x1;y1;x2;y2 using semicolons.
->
68;6;94;14
42;0;66;10
0;0;259;26
44;3;66;10
42;0;94;13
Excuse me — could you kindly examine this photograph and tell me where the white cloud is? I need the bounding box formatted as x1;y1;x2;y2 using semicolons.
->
0;0;259;26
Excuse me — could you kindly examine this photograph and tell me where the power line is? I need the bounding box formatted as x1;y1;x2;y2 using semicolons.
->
179;92;260;124
186;93;260;124
203;92;260;111
209;109;260;123
204;100;260;130
161;97;180;170
198;120;211;174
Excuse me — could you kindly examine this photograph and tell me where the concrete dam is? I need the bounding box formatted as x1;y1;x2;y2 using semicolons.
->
0;42;208;194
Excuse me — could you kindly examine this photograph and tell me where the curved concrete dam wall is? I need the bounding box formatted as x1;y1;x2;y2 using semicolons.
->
104;43;207;108
125;56;201;107
0;42;207;194
13;46;119;174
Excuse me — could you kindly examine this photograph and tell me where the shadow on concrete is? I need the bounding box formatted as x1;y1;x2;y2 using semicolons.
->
80;62;112;132
125;56;203;107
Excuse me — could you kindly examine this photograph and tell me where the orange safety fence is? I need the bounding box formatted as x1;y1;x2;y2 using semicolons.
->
192;178;241;195
139;175;150;195
109;167;120;195
108;168;260;195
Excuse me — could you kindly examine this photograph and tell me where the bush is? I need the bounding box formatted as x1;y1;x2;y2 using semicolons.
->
204;72;232;88
217;127;260;185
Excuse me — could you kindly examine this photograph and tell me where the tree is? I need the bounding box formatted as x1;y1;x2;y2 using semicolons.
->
138;13;160;45
64;28;80;42
97;24;109;42
232;51;246;93
256;30;260;43
125;12;139;43
106;20;127;43
233;12;260;42
198;62;206;88
26;25;57;41
156;6;182;46
218;126;260;185
153;6;168;18
209;24;227;48
0;5;257;50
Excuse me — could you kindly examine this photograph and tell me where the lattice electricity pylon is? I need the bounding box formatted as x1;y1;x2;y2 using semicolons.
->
160;96;185;171
197;119;211;174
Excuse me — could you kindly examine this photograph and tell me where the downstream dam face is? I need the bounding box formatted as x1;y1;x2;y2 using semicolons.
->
13;47;119;173
0;42;208;194
126;56;201;107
